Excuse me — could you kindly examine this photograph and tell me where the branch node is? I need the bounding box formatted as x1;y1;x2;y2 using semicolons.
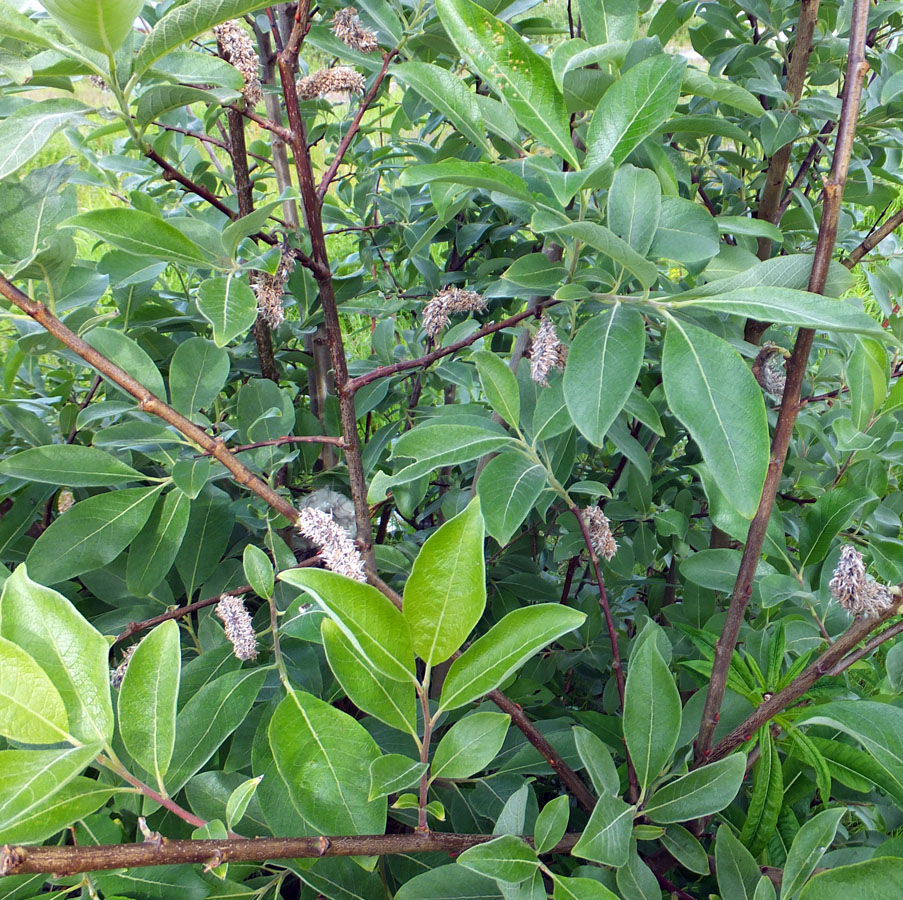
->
317;836;331;856
0;844;25;876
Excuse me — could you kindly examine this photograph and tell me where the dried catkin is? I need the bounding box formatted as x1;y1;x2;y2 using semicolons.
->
297;506;366;582
297;66;366;101
583;507;617;561
213;20;263;106
422;287;486;338
829;545;895;617
332;8;379;52
253;249;296;328
110;643;136;689
216;594;259;660
529;315;567;386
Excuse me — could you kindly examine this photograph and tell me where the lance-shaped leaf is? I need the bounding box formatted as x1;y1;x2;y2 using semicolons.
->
644;754;746;824
435;0;577;166
400;161;533;203
0;445;144;487
127;490;191;596
431;711;510;779
781;807;845;899
662;319;768;518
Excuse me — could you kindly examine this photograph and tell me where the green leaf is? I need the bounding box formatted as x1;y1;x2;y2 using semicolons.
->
436;0;577;166
0;445;144;487
554;875;621;900
63;209;209;266
540;220;658;288
534;794;570;854
26;484;162;584
477;452;547;547
280;568;415;682
0;636;70;744
403;498;485;665
174;488;233;599
797;858;903;899
571;791;634;866
321;619;417;736
242;544;274;600
616;843;660;900
662;319;769;518
586;54;686;170
623;630;681;790
196;276;258;347
395;864;504;900
94;864;209;900
781;807;845;899
551;39;629;93
431;711;510;779
456;834;540;884
564;305;646;446
608;164;661;255
0;3;55;48
0;99;90;182
645;754;746;823
169;338;231;419
473;350;520;428
674;288;886;337
573;726;620;796
368;754;427;801
680;549;776;593
740;731;782;856
136;85;234;128
393;63;492;154
650;196;720;265
269;690;386;835
118;620;181;783
86;326;167;400
39;0;142;53
0;566;114;745
225;775;263;831
682;67;764;117
134;0;275;75
400;161;534;203
716;825;761;900
848;337;888;429
579;0;637;43
165;669;265;794
126;490;190;596
798;489;873;569
661;825;710;875
439;604;585;711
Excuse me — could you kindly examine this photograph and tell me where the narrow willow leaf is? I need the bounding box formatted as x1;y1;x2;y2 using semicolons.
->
439;604;585;711
564;305;646;446
118;620;181;783
435;0;577;166
243;544;274;600
136;85;234;128
431;711;510;779
573;726;620;796
623;632;681;790
644;754;745;824
26;484;163;584
798;488;873;569
661;825;710;875
781;807;845;899
716;825;761;900
196;276;258;347
0;445;144;487
400;161;534;202
225;775;263;831
571;791;634;866
126;490;190;596
403;498;485;665
740;731;782;856
534;794;570;854
0;566;113;745
477;452;547;547
269;690;386;835
586;55;686;170
473;350;520;428
662;319;768;518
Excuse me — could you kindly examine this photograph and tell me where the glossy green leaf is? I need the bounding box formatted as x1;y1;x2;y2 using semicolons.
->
473;350;520;428
242;544;274;600
400;161;533;202
662;319;768;518
456;834;540;884
174;488;233;599
645;753;745;823
798;489;873;569
571;791;634;866
394;62;492;153
196;276;258;347
431;711;510;779
0;566;113;745
126;490;190;596
26;484;162;584
781;807;845;899
403;498;485;665
281;567;415;681
661;824;710;875
607;164;661;255
166;669;265;794
39;0;142;53
0;99;90;182
269;690;386;835
477;452;547;547
169;337;231;419
682;67;764;117
225;775;263;831
436;0;577;166
616;843;660;900
439;604;585;712
797;858;903;899
579;0;637;43
369;754;427;801
573;726;620;796
740;731;782;856
586;54;686;170
554;875;621;900
395;864;504;900
136;85;234;128
63;209;209;266
564;305;646;446
534;794;570;854
623;630;681;790
650;196;720;264
118;620;180;782
0;636;70;744
86;326;167;400
716;825;761;900
0;445;143;488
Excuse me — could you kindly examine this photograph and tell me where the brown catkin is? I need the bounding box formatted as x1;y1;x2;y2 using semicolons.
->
583;507;617;561
529;315;567;386
297;66;366;101
829;545;895;617
332;8;379;52
213;20;263;106
422;287;486;338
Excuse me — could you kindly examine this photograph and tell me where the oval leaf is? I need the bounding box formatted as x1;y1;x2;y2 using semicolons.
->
0;445;144;487
196;276;258;347
644;754;745;823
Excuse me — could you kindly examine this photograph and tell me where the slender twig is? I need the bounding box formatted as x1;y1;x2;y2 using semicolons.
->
0;832;581;878
203;434;346;455
317;50;398;200
777;120;836;218
828;616;903;674
66;375;101;444
705;604;900;763
228;103;295;143
843;207;903;268
696;0;871;764
150;120;270;164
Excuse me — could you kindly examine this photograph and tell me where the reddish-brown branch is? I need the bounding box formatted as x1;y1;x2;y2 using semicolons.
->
828;615;903;674
706;604;900;763
346;299;557;395
843;206;903;268
776;120;836;219
229;103;295;143
317;50;398;200
0;832;581;878
202;434;347;456
696;0;872;764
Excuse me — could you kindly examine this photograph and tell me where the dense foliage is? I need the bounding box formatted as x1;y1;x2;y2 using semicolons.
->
3;0;903;897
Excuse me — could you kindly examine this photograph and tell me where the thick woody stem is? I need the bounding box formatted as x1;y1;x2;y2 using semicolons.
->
0;832;581;878
695;0;871;765
706;605;900;763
